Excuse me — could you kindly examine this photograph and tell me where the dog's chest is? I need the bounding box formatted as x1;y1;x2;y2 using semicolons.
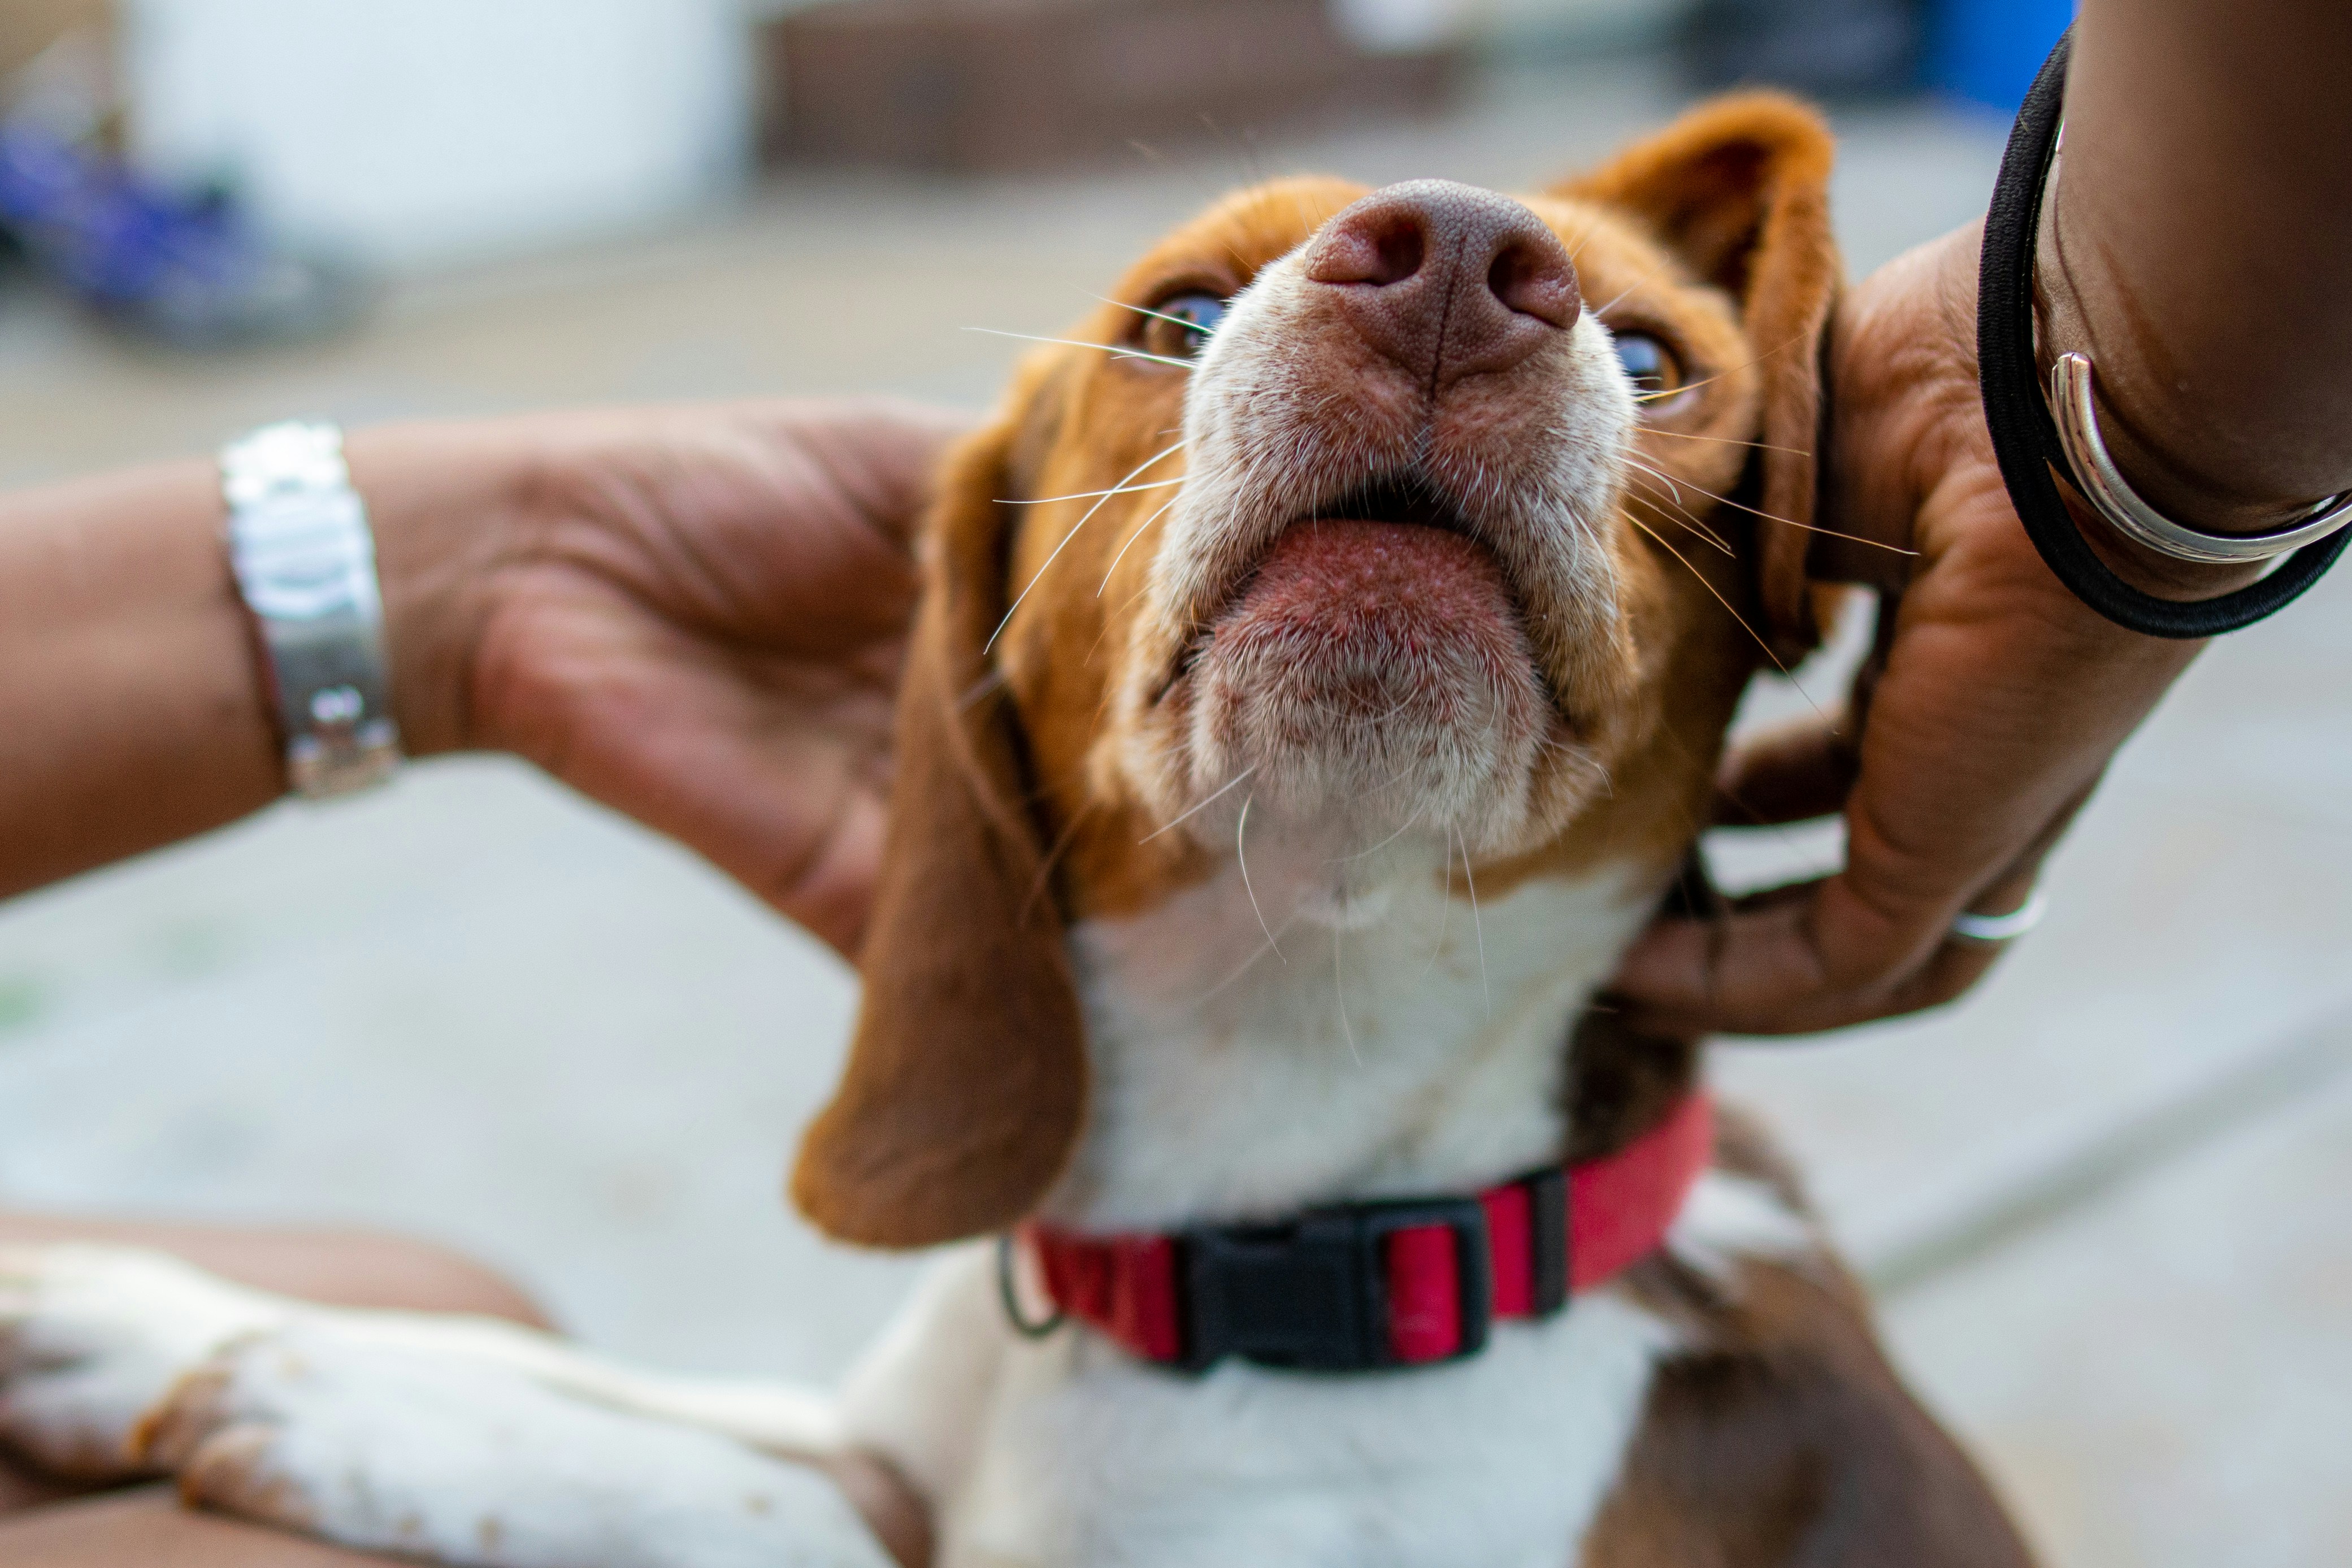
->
1048;855;1652;1230
945;1275;1676;1568
902;857;1670;1565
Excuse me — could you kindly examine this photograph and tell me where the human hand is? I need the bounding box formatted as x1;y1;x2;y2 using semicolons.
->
363;399;965;959
1609;224;2220;1035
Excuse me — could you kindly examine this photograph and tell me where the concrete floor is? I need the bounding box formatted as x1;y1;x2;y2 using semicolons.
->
2;58;2347;1567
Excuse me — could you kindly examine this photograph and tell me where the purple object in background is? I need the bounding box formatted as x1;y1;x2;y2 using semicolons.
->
0;116;366;348
1925;0;2073;113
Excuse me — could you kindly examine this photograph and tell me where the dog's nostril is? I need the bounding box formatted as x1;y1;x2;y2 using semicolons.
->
1307;207;1426;289
1487;237;1579;328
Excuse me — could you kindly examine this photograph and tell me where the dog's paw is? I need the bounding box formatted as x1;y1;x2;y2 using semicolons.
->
0;1244;293;1479
145;1324;897;1568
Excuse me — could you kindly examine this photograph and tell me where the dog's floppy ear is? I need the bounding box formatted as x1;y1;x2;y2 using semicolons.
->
1558;93;1840;655
792;418;1088;1249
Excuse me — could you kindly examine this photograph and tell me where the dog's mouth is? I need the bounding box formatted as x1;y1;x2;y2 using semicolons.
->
1178;470;1537;691
1149;461;1561;834
1304;472;1481;538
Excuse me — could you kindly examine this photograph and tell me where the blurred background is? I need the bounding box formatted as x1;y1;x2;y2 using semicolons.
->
3;3;2347;1566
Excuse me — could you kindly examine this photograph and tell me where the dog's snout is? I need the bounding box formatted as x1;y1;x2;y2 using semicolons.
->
1302;179;1580;386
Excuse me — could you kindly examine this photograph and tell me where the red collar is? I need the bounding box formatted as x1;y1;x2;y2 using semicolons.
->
1019;1092;1712;1373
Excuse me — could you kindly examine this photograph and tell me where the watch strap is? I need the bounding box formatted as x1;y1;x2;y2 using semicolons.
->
222;422;402;798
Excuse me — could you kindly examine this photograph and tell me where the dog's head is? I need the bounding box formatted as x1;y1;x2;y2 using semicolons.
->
795;96;1840;1247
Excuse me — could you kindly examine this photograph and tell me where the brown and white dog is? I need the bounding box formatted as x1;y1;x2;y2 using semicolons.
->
0;97;2036;1567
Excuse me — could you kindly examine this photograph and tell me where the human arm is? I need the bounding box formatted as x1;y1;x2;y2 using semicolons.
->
1611;0;2352;1034
0;402;960;958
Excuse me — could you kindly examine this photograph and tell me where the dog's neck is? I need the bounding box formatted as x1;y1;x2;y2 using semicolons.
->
1040;829;1657;1233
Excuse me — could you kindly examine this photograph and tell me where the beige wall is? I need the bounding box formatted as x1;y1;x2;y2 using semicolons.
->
1;0;109;82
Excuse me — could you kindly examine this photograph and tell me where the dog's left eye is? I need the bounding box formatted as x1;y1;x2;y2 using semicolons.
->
1139;292;1228;360
1611;331;1683;401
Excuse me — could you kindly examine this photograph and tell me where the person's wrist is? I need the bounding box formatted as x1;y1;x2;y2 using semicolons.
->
2033;201;2324;544
342;419;541;759
2025;217;2282;601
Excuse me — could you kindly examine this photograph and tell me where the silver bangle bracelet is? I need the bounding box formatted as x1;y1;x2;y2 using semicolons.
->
2048;351;2352;566
222;421;403;800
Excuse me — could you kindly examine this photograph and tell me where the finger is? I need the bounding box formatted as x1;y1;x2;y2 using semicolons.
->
1881;824;2068;1015
617;720;888;965
1711;711;1860;828
1613;872;1943;1036
1615;776;2093;1037
1612;896;2004;1037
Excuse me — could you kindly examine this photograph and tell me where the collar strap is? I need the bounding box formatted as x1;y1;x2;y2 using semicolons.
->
1022;1091;1711;1374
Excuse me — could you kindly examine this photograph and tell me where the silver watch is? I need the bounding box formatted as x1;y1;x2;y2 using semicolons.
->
222;422;402;798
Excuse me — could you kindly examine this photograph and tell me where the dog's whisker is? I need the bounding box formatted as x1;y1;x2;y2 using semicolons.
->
1628;456;1740;536
1099;495;1183;596
1621;458;1734;552
987;441;1186;653
1641;427;1814;458
1334;926;1363;1070
1419;841;1453;984
1091;295;1216;335
1001;477;1185;506
1457;828;1491;1019
967;327;1195;371
1631;491;1737;557
1622;462;1735;556
1634;462;1917;557
1140;764;1259;844
1589;259;1677;324
1626;462;1802;534
1196;914;1299;1004
1627;513;1827;720
1621;453;1684;506
1630;333;1808;403
1362;755;1435;796
1334;802;1426;863
1238;794;1286;963
1083;580;1155;667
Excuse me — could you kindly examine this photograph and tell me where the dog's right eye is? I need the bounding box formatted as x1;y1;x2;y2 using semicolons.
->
1611;331;1683;401
1139;292;1228;360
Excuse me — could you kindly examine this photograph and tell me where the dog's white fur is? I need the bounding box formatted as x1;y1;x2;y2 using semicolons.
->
0;208;1824;1567
1049;854;1649;1228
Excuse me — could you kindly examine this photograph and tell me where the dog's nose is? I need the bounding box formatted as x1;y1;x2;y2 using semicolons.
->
1303;179;1580;387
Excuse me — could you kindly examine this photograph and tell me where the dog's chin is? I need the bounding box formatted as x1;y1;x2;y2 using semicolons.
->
1179;519;1554;848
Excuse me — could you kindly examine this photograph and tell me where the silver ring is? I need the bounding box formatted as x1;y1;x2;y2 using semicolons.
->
1951;891;2047;944
2050;353;2352;564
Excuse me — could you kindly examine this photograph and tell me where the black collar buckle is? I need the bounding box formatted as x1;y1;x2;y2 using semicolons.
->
1173;1195;1494;1373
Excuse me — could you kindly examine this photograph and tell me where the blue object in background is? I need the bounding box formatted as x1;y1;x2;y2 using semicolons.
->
1926;0;2074;113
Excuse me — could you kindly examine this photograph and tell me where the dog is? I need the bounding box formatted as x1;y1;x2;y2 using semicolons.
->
0;96;2036;1567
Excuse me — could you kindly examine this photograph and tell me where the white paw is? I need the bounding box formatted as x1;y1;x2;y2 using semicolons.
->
147;1324;896;1568
0;1244;293;1479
